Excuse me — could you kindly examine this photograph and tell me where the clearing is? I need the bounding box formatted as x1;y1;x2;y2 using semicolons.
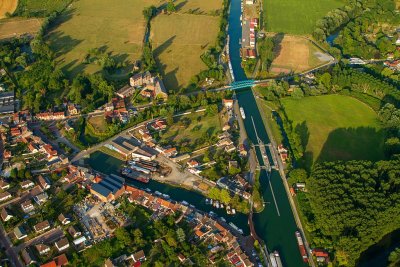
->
160;111;222;148
281;95;385;165
0;0;17;18
151;3;221;90
263;0;343;34
47;0;163;77
87;115;108;133
0;17;42;40
270;35;332;74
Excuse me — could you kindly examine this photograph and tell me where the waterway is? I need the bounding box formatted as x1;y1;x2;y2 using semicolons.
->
227;0;307;265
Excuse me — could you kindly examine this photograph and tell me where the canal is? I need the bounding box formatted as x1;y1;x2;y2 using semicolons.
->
228;0;307;266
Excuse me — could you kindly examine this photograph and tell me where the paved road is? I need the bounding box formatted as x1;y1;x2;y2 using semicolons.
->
0;223;22;267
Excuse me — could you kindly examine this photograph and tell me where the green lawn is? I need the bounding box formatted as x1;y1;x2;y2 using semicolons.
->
281;95;385;165
160;112;222;147
263;0;343;34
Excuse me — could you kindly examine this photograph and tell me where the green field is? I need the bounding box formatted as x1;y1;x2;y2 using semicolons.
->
47;0;162;77
281;95;385;165
160;112;222;148
14;0;71;16
263;0;343;34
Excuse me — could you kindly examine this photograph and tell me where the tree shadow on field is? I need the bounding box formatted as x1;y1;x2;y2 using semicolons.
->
272;32;285;59
153;36;176;56
317;127;385;163
295;121;309;152
46;8;76;32
163;67;180;92
175;0;188;11
153;36;179;90
49;31;83;56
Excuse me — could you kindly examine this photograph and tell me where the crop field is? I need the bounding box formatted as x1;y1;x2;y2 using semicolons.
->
281;95;385;165
270;35;332;74
0;0;17;18
263;0;343;34
0;17;42;40
151;13;220;90
13;0;71;16
47;0;163;77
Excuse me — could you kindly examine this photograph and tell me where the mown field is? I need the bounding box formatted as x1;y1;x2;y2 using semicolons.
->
270;35;332;74
47;0;163;77
281;95;385;164
151;0;222;90
263;0;343;34
0;0;17;18
0;17;42;40
151;13;220;90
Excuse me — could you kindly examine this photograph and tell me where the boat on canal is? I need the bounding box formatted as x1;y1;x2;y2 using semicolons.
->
295;231;309;263
240;107;246;119
270;251;283;267
229;222;244;235
121;167;150;183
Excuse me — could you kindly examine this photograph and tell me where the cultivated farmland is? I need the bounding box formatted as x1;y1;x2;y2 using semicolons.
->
151;12;220;90
0;17;42;40
47;0;164;77
263;0;343;34
0;0;17;18
270;35;332;74
281;95;385;166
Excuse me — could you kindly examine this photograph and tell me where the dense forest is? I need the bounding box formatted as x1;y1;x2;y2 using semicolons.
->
304;160;400;266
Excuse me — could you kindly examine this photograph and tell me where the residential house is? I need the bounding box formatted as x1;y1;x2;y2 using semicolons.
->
21;200;34;213
0;191;11;202
58;213;71;225
129;72;168;99
187;160;199;168
21;180;35;189
21;248;36;266
277;144;288;163
312;249;329;263
1;208;13;222
0;180;10;190
67;104;79;116
150;119;167;131
41;144;58;161
34;220;51;233
222;99;234;109
34;192;49;205
35;244;51;255
225;144;236;153
68;225;81;238
38;175;51;190
116;85;135;99
3;150;11;160
14;225;27;239
163;147;178;157
54;254;69;266
238;144;247;157
55;238;70;251
133;250;146;262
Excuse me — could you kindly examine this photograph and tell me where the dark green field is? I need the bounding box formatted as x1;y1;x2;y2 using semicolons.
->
281;95;385;164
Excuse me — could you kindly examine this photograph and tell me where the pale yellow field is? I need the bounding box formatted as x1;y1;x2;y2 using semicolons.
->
0;0;17;18
151;13;220;90
173;0;223;13
47;0;164;76
271;35;331;74
0;17;42;40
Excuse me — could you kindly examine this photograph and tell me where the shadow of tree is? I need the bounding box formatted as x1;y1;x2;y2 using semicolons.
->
272;32;285;60
295;121;309;152
317;127;385;163
175;0;188;11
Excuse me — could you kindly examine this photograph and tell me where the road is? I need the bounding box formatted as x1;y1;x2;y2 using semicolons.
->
15;227;64;253
0;223;22;267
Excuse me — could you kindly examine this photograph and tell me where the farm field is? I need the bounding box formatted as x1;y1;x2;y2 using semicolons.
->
0;0;17;18
270;35;332;74
13;0;70;16
172;0;223;14
281;95;385;165
160;111;222;147
47;0;163;77
151;13;220;90
0;17;42;40
263;0;343;34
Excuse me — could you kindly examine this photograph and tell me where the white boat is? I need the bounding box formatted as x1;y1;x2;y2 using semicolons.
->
270;251;283;267
189;204;195;208
240;15;242;21
210;199;213;205
205;198;210;204
162;194;170;199
221;204;224;209
155;191;161;196
145;188;151;192
181;201;189;206
240;107;246;119
220;217;226;222
231;208;236;214
209;211;216;216
215;201;220;209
